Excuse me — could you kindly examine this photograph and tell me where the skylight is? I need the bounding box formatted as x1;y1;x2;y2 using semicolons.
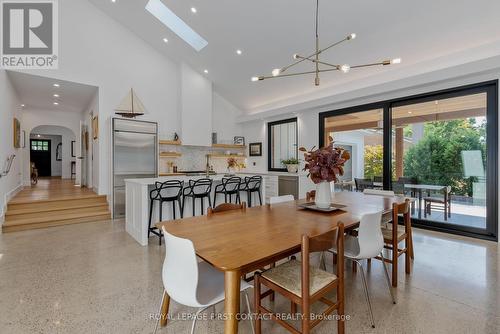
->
145;0;208;52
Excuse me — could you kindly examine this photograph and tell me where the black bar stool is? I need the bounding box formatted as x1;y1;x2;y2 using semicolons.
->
148;180;184;245
213;176;242;206
182;178;213;216
239;175;263;207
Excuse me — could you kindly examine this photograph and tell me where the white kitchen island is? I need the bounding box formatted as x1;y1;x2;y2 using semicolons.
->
124;174;266;246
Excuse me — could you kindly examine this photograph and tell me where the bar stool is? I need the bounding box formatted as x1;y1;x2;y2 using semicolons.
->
182;178;213;216
148;180;184;245
239;175;263;207
213;176;241;206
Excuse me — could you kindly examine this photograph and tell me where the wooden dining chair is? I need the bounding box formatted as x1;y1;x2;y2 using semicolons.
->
254;224;345;334
207;202;246;217
375;199;413;287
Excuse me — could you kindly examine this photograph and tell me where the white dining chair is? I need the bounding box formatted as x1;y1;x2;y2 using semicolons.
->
328;211;395;328
269;195;294;205
154;228;255;334
363;189;395;196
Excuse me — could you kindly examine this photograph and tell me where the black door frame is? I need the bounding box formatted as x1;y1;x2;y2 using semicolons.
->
319;80;498;241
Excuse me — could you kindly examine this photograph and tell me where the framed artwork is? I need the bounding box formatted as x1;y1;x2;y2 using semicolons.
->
233;136;245;146
249;142;262;156
71;141;76;157
56;143;62;161
13;118;21;148
92;116;99;140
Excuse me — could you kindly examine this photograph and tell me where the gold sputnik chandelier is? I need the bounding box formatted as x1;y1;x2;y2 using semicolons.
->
251;0;401;86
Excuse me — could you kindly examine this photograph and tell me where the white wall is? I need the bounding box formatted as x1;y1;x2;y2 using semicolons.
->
21;110;79;184
20;0;180;199
212;92;243;143
0;70;23;223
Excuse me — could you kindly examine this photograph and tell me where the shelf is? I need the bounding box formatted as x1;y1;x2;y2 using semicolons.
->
159;152;182;157
207;154;247;158
212;144;246;149
159;140;182;145
159;172;186;176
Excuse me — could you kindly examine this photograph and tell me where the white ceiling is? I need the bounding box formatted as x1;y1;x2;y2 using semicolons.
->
7;71;98;113
89;0;500;113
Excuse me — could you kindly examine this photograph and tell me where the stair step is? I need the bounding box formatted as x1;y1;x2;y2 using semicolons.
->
4;209;111;226
6;204;109;220
7;195;108;212
2;213;111;233
6;199;108;216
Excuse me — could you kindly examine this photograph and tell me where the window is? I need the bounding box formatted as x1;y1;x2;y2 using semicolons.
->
319;81;498;241
31;140;49;151
268;118;298;171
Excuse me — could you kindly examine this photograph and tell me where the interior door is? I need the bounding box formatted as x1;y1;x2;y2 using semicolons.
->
30;139;51;177
75;121;87;187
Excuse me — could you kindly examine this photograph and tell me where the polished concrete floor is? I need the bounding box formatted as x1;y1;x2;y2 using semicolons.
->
0;219;498;334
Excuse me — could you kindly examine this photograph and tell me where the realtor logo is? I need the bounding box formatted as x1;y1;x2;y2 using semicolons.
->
1;0;58;69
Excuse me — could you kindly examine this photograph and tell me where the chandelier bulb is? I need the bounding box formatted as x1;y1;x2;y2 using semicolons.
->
340;64;350;73
347;33;356;40
293;54;299;60
251;77;259;82
391;58;402;64
272;68;281;77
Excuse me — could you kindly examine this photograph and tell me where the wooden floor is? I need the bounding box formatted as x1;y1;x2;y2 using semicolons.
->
9;177;100;204
3;178;111;233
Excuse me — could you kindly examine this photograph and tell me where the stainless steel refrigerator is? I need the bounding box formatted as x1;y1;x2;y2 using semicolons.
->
112;118;158;218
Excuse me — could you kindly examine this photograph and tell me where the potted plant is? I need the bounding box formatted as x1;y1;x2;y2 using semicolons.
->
281;158;300;173
300;140;350;208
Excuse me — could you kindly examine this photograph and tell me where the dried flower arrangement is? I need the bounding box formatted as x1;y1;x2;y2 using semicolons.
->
299;139;350;184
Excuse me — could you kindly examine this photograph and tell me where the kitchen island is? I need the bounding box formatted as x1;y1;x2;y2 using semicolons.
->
124;174;266;245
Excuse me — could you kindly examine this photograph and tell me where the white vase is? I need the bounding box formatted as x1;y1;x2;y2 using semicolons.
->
286;164;298;173
315;181;332;209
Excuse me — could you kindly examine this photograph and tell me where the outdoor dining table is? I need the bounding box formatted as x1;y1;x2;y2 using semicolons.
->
156;192;411;333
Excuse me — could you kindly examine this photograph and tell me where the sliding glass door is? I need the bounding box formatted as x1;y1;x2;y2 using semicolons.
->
319;81;498;240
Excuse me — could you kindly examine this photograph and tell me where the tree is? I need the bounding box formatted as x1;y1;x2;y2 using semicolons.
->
364;145;383;179
403;119;486;196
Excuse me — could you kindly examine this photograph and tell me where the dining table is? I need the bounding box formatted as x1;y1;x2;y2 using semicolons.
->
156;191;411;334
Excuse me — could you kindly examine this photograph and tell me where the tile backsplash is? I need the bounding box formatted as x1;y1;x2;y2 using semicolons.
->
159;145;247;174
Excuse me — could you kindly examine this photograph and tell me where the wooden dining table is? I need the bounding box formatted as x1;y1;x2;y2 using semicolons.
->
156;191;410;334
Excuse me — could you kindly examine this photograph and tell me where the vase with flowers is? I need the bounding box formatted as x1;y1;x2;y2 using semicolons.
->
300;139;350;209
227;157;238;175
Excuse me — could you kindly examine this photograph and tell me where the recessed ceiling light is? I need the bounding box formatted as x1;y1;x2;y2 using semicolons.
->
53;102;59;105
53;94;59;98
203;69;208;74
53;83;60;87
236;49;242;55
145;0;208;52
111;0;117;3
190;7;197;14
162;37;168;43
21;104;25;107
37;134;41;138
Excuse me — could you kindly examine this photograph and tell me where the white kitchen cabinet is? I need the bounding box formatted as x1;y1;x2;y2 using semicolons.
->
264;175;278;203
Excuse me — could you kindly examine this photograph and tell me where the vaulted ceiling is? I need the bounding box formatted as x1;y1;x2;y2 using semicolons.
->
88;0;500;113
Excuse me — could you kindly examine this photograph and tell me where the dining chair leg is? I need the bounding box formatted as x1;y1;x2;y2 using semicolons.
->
354;260;375;328
208;195;212;209
172;201;176;220
291;301;297;314
409;227;414;259
201;197;205;215
178;198;183;219
213;193;217;207
154;290;170;334
257;191;263;206
148;200;154;239
380;253;397;304
405;236;411;274
392;240;398;287
254;273;262;334
192;197;196;217
247;191;252;207
190;308;204;334
244;291;255;334
319;252;327;271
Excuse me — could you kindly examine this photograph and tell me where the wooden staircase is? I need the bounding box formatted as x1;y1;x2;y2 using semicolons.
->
3;193;111;233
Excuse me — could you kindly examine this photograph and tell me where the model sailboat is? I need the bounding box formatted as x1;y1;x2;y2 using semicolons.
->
114;88;146;118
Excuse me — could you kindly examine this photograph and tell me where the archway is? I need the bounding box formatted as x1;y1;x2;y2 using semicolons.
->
26;125;76;184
